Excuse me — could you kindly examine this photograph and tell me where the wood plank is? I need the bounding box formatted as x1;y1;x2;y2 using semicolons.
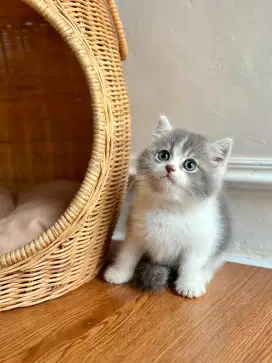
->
0;263;271;363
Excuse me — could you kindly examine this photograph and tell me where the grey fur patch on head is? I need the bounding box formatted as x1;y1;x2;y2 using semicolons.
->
133;261;170;292
137;116;232;200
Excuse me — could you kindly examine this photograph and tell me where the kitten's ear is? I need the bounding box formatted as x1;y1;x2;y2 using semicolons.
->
209;138;233;165
153;114;172;140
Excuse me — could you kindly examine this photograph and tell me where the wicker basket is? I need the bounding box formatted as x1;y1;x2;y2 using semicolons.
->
0;0;130;311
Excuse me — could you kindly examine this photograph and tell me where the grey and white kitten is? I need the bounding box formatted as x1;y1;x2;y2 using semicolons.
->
104;115;232;298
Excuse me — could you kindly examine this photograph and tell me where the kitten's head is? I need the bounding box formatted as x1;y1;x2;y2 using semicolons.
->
137;115;233;202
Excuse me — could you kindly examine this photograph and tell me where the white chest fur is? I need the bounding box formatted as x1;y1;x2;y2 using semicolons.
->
131;191;219;265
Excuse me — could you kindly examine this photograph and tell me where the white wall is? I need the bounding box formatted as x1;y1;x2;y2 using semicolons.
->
228;188;272;261
118;0;272;157
117;1;272;262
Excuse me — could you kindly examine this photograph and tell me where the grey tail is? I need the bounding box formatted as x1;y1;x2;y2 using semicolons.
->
133;261;170;292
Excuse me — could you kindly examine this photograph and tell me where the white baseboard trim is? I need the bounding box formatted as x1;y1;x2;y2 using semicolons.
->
225;157;272;189
129;155;272;190
112;231;125;241
226;256;272;269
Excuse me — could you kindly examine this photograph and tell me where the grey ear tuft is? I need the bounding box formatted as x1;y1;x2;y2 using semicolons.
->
209;138;233;163
153;114;172;140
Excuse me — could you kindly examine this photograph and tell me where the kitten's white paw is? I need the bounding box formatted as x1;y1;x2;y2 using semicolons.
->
175;280;207;298
104;265;131;284
202;269;213;285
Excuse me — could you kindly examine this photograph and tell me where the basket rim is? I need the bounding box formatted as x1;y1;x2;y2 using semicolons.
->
0;0;114;269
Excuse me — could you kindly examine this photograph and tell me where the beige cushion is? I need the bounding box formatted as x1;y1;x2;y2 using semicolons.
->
0;180;79;254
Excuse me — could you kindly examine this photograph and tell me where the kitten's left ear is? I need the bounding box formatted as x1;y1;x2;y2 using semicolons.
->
209;138;233;165
153;114;172;140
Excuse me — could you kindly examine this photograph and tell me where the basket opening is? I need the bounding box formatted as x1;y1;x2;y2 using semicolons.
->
0;0;94;252
0;0;93;192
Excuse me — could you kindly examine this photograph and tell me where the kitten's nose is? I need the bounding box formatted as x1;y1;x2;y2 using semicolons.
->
165;164;176;173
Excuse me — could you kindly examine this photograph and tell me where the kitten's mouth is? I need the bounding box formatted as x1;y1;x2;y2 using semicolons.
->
161;174;176;184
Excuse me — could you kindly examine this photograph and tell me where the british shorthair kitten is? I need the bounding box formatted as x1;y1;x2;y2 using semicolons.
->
104;115;232;298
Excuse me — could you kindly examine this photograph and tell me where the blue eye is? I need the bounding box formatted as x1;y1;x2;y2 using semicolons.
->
157;150;170;161
183;159;197;172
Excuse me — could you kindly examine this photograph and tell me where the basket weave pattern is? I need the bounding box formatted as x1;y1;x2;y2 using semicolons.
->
0;0;130;311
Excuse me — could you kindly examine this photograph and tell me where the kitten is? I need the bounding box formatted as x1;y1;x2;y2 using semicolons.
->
104;115;232;298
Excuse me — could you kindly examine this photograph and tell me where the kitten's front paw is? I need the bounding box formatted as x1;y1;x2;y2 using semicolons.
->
104;265;131;284
175;279;206;298
202;268;213;285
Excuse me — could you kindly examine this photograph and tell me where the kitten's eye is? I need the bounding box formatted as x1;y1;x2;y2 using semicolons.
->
183;158;197;172
156;149;170;162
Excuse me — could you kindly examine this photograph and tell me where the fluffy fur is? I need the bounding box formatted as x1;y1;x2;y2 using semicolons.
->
104;115;233;298
133;260;170;292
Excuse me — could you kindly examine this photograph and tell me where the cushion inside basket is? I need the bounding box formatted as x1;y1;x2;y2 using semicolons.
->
0;0;94;253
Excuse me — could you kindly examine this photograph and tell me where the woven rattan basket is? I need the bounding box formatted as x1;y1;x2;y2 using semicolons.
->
0;0;130;311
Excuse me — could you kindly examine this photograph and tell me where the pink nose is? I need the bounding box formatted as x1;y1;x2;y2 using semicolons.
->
165;164;176;173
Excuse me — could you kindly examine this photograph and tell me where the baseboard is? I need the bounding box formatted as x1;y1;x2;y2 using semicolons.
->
129;155;272;190
225;157;272;189
226;256;272;269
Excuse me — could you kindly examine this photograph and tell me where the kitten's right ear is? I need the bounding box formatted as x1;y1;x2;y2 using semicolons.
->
152;114;172;140
209;138;233;165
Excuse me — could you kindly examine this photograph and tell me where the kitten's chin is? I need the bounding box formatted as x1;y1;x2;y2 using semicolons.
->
147;177;186;202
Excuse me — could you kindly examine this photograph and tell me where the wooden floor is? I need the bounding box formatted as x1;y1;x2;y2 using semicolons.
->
0;263;271;363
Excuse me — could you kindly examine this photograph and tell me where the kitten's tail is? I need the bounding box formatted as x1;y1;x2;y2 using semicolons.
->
133;261;170;292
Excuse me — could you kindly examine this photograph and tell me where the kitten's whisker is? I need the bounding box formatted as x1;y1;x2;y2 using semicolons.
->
127;178;138;192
